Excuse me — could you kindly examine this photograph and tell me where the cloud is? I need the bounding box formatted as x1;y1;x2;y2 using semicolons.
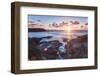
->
28;21;35;23
85;23;88;25
70;20;80;25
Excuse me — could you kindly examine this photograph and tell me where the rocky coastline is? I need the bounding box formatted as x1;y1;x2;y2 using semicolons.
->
28;34;88;60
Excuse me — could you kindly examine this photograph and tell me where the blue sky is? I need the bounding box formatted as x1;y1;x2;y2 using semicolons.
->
28;15;88;25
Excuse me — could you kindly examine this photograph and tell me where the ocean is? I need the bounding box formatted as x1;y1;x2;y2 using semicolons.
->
28;30;87;38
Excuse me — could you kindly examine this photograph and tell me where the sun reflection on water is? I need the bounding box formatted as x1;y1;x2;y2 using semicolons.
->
64;26;72;41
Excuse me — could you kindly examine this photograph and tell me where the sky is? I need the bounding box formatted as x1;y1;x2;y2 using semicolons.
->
28;15;88;25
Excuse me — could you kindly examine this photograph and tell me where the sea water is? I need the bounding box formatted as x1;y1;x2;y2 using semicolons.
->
28;31;87;38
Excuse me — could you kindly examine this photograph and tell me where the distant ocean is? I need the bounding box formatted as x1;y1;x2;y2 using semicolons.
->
28;30;87;38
